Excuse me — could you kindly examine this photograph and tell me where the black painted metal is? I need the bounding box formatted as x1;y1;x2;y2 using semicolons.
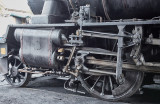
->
42;0;61;15
31;0;70;23
28;0;160;20
27;0;44;14
14;29;64;69
71;0;160;20
103;0;160;19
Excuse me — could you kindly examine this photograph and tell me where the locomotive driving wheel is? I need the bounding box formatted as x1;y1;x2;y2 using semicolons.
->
5;55;31;87
79;70;144;101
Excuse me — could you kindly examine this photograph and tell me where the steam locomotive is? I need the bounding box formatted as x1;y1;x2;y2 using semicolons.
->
1;0;160;101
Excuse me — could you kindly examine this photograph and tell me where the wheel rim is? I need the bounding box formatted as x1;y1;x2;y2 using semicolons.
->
5;56;30;87
79;70;144;101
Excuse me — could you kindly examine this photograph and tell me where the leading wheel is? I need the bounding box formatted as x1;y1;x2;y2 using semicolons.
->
5;55;31;87
78;70;144;101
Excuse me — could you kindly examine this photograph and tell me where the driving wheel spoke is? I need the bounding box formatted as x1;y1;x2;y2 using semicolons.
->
17;76;21;82
84;75;92;81
12;77;16;83
101;76;106;96
19;74;25;79
109;76;113;90
14;59;17;67
17;62;22;68
8;74;12;78
90;76;101;90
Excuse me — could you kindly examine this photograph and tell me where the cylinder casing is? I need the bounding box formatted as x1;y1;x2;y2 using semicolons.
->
14;29;65;69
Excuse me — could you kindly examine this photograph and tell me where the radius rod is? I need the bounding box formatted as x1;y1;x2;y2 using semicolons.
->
86;59;160;73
